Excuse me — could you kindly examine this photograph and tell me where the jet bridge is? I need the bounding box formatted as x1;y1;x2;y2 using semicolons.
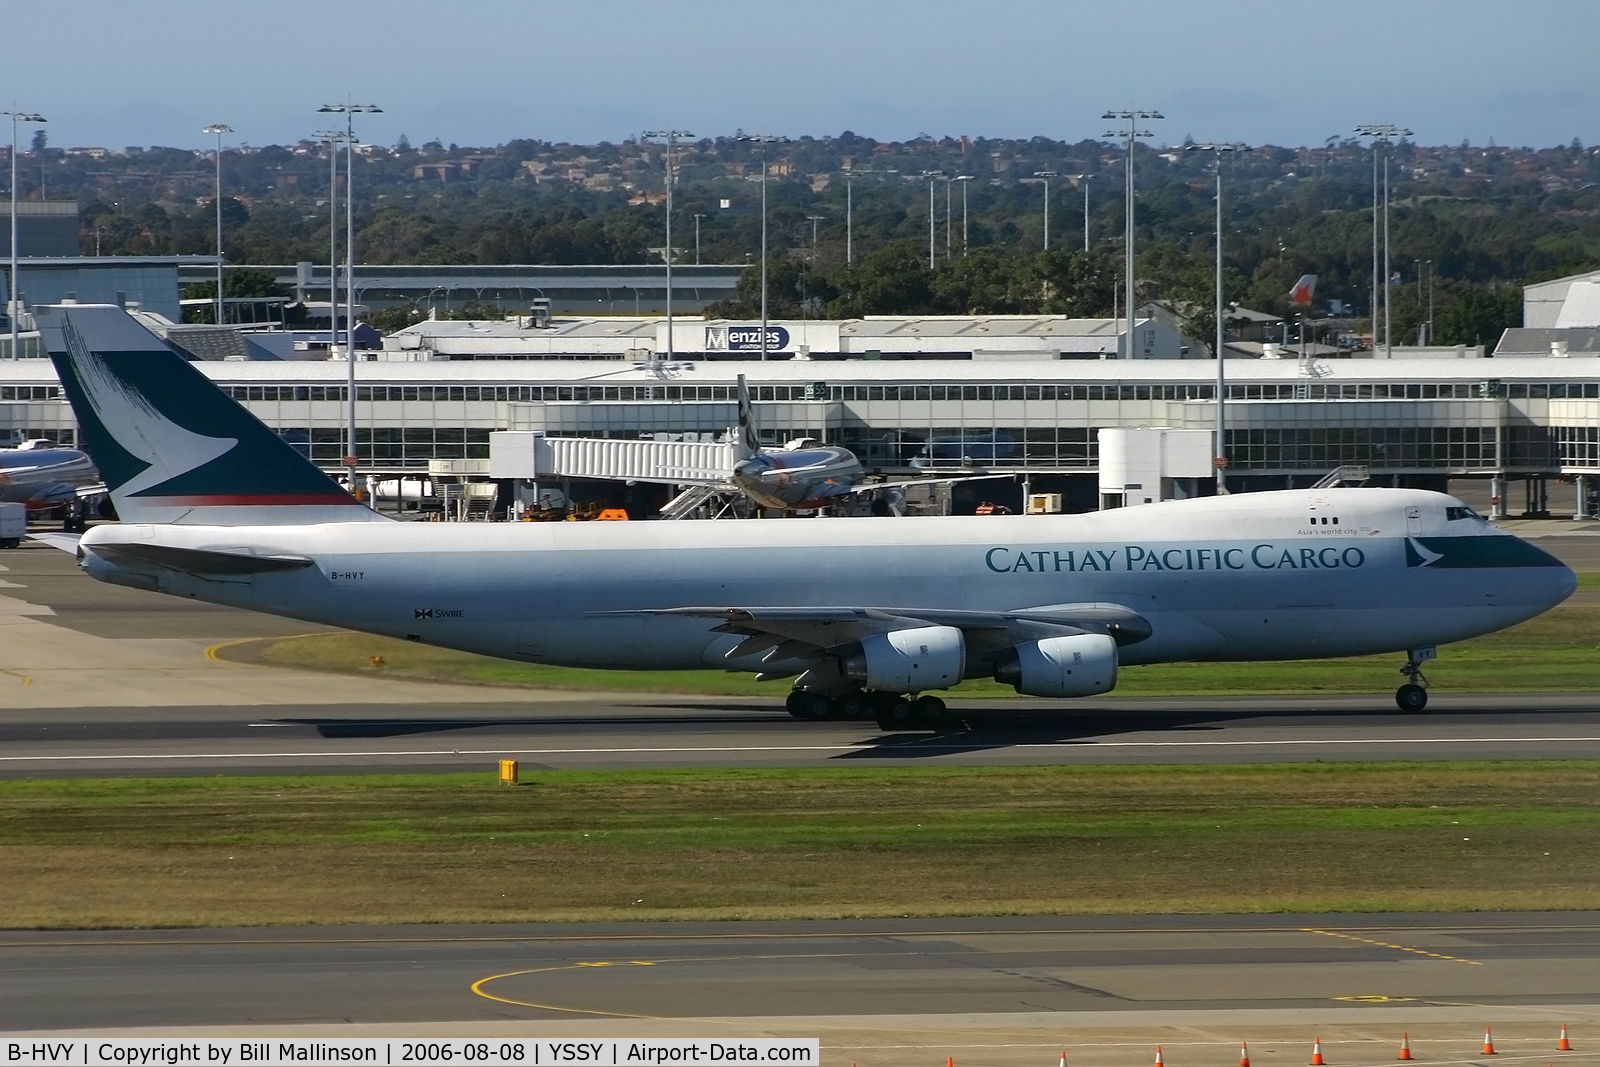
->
489;431;735;484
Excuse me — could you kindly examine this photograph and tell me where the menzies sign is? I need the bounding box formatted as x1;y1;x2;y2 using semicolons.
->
706;325;791;352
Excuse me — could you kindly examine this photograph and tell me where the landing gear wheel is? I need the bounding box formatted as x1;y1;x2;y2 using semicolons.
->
912;695;947;726
786;691;833;720
836;691;871;720
875;695;918;731
1395;683;1428;712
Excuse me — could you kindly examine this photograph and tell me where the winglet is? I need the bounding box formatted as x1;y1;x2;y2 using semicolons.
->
37;304;385;526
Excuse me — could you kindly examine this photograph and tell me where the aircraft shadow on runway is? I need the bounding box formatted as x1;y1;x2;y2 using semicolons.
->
263;710;790;738
830;708;1252;759
262;704;1278;749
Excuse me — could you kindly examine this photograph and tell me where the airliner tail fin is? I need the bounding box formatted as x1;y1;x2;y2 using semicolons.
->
733;373;761;460
38;304;383;526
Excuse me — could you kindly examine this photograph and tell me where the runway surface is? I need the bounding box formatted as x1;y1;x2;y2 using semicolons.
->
5;914;1600;1052
7;695;1600;776
6;540;1600;774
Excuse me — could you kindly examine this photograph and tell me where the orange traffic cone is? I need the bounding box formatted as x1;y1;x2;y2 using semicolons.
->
948;1059;955;1067
1311;1038;1325;1066
1398;1033;1413;1061
1240;1042;1251;1067
1060;1053;1068;1067
1154;1046;1165;1067
1559;1025;1573;1052
1483;1029;1497;1056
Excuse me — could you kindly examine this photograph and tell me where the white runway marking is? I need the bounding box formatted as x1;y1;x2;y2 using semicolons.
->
4;735;1600;761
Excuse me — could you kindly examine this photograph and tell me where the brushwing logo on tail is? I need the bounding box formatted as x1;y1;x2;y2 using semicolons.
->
60;315;238;497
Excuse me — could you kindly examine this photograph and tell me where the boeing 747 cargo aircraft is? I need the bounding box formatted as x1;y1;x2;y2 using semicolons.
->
35;304;1575;729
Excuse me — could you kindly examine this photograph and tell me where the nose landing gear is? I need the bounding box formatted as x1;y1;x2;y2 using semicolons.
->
1396;647;1437;712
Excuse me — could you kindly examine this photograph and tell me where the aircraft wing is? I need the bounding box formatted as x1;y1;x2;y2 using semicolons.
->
843;473;1014;496
592;603;1152;664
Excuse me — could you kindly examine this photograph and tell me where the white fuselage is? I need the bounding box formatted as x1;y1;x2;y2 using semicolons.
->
76;488;1574;678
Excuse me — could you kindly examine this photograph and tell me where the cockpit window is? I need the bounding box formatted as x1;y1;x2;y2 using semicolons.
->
1446;506;1482;521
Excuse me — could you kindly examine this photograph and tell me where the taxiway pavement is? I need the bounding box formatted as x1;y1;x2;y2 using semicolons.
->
5;914;1599;1062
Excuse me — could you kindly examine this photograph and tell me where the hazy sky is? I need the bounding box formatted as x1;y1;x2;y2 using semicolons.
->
13;0;1598;152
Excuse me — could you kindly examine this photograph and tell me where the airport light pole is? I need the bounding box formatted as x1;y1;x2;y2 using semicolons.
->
5;110;45;361
1070;173;1095;252
202;124;232;325
1034;171;1058;250
735;133;787;361
842;168;895;267
1186;142;1249;494
1104;109;1162;359
954;175;974;255
1354;124;1411;359
693;213;705;265
643;130;693;362
319;104;381;492
922;173;945;269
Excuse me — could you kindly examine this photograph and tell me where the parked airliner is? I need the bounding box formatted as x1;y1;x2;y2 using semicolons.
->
35;304;1575;728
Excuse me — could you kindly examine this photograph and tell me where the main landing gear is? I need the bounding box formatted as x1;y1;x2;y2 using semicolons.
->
1395;647;1437;712
785;689;959;731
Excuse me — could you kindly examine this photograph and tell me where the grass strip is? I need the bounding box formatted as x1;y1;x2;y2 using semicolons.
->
3;762;1598;928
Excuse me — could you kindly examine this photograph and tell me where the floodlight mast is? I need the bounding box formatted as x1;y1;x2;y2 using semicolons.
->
319;104;382;492
1354;124;1412;359
202;124;233;326
1104;109;1162;359
1069;174;1095;252
735;133;789;361
643;130;694;362
1034;171;1057;250
1186;142;1250;494
954;175;974;255
5;110;46;361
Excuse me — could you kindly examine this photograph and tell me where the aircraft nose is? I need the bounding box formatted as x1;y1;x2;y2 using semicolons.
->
1557;561;1578;604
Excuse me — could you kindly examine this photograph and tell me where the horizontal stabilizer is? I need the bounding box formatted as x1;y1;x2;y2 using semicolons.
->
91;542;315;575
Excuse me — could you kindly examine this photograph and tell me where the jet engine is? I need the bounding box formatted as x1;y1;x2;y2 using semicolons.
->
841;625;965;693
992;633;1118;697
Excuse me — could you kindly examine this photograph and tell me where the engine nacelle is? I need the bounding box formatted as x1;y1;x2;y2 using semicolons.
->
842;625;965;693
993;633;1118;697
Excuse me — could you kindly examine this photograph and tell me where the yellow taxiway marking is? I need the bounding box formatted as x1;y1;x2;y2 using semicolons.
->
470;962;662;1018
0;668;31;687
204;632;342;663
1305;927;1482;965
472;952;889;1016
1333;994;1416;1002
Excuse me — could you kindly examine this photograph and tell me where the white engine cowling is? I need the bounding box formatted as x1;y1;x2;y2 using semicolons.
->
994;633;1118;697
843;625;965;693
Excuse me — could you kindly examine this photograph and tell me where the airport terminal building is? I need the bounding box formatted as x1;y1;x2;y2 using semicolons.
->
6;308;1600;517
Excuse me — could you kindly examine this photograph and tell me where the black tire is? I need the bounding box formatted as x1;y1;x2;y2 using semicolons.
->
913;695;947;725
795;693;834;720
1395;683;1428;712
836;692;870;720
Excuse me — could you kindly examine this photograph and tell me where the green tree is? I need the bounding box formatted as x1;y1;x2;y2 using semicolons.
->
1433;286;1522;347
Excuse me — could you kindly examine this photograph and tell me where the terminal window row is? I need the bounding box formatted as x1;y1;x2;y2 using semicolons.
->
274;427;492;464
1556;426;1600;466
215;381;1600;406
1227;427;1496;470
0;386;62;401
